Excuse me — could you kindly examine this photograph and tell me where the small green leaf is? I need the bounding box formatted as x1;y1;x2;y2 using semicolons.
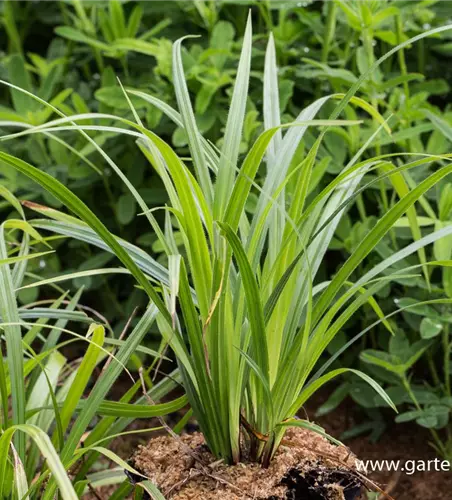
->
420;317;443;339
127;5;143;38
116;193;136;225
95;86;147;110
54;26;111;51
8;55;38;116
210;21;235;69
434;221;452;261
109;0;126;39
444;266;452;298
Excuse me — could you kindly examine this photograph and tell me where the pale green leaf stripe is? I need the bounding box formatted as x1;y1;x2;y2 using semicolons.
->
44;288;85;353
128;89;220;171
0;425;78;499
12;124;143;136
31;219;171;286
224;127;280;231
103;338;166;359
78;446;145;479
277;419;343;447
0;112;141;141
31;395;186;420
10;225;30;293
263;32;284;267
128;89;183;127
4;219;46;245
11;444;29;500
83;468;128;490
0;121;102;175
0;185;24;216
85;427;163;449
263;32;282;163
0;308;89;323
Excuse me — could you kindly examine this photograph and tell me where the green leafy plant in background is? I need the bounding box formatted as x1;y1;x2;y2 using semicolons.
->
2;20;452;500
2;1;452;488
2;0;452;333
56;0;171;75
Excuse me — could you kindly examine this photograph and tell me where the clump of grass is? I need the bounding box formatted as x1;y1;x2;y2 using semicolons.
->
0;190;184;497
1;16;452;498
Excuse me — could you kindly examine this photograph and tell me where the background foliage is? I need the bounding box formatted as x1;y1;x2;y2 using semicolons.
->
1;0;452;492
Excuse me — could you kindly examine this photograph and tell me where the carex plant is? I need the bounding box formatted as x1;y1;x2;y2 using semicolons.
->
2;16;452;481
0;188;186;497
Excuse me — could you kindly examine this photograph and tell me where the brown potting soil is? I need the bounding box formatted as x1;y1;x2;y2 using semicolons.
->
84;394;452;499
130;427;360;499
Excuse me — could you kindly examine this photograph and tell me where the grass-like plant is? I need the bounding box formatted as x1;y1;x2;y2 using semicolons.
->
0;192;185;497
2;16;452;496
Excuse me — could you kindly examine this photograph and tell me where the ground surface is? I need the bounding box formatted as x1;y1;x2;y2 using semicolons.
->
84;391;452;499
131;427;359;499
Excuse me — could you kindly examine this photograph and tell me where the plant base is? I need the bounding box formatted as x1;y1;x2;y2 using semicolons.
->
128;427;365;499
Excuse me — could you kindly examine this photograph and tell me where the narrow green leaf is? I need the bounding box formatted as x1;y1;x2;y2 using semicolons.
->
0;425;78;499
214;12;252;218
58;324;105;435
0;151;171;325
218;222;268;375
137;480;166;500
172;36;212;204
54;26;111;51
0;221;25;459
290;368;397;415
109;0;126;39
